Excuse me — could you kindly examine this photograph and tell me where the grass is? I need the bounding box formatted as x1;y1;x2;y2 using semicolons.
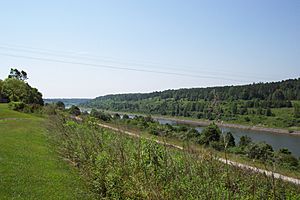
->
0;104;93;199
103;120;300;180
48;115;300;199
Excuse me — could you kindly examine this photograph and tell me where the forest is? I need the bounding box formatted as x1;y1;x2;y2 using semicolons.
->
83;78;300;129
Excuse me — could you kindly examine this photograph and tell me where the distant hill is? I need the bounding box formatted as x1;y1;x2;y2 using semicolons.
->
44;98;91;108
82;78;300;129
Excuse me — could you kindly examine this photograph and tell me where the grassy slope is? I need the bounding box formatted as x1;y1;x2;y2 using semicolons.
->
0;104;92;199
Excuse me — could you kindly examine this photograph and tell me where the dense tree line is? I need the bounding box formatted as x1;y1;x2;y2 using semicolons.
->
0;68;44;105
89;78;300;102
83;78;300;128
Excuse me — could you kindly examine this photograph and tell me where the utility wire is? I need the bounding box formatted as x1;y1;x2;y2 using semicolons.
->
0;52;250;83
0;43;273;80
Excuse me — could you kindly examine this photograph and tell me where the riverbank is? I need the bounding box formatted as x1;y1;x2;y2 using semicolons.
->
88;109;300;136
96;121;300;185
154;116;300;136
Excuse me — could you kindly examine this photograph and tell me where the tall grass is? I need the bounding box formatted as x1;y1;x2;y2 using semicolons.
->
47;115;300;199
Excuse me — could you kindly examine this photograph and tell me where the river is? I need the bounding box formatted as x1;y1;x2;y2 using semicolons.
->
156;117;300;157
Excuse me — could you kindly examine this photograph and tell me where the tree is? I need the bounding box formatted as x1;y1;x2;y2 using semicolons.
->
123;114;130;119
266;108;272;116
1;78;30;102
199;123;221;145
246;142;274;161
239;135;252;147
113;113;121;119
231;102;238;115
294;103;300;118
69;105;81;116
0;79;3;102
272;89;285;101
223;132;235;147
1;69;43;105
90;109;111;121
56;101;65;110
8;68;28;81
275;149;299;170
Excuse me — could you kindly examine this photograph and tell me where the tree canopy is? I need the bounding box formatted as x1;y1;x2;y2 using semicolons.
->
0;69;43;105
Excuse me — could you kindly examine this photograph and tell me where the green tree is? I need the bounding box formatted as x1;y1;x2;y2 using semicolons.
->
275;148;299;170
294;103;300;118
8;68;28;81
1;69;43;105
69;105;81;116
199;123;221;145
1;78;30;102
56;101;65;110
123;114;130;119
272;89;285;101
231;102;238;115
223;132;235;147
0;79;3;102
246;142;274;162
239;135;252;147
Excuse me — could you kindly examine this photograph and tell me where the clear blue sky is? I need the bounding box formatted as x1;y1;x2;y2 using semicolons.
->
0;0;299;98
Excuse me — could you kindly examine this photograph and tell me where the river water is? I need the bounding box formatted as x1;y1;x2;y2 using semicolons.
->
94;112;300;157
156;118;300;157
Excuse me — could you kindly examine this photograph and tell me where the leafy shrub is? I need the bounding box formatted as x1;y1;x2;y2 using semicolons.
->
47;116;300;199
8;101;26;111
199;123;221;145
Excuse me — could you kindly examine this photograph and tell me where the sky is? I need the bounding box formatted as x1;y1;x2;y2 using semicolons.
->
0;0;299;98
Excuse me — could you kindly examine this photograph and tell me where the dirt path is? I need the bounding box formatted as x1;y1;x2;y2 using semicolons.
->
103;111;300;135
97;122;300;186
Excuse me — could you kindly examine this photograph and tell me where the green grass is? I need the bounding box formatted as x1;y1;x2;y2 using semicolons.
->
48;115;300;199
0;104;93;199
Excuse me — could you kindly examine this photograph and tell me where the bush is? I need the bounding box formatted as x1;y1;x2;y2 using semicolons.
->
199;123;221;145
69;105;81;116
275;149;299;170
246;142;274;161
8;101;26;111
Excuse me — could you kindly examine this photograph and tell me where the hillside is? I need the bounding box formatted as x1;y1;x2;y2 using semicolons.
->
0;104;93;199
83;78;300;130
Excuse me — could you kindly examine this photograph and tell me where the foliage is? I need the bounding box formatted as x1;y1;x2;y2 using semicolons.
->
0;69;43;105
239;135;252;147
68;105;81;116
199;123;221;145
83;78;300;129
56;101;65;110
275;149;299;170
47;115;300;199
246;142;274;162
8;101;26;111
222;131;235;148
294;102;300;118
8;68;28;81
90;109;111;121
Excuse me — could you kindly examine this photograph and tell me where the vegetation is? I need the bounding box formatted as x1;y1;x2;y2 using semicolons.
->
1;68;300;199
83;78;300;130
46;113;300;199
0;68;43;106
94;114;300;173
0;104;92;199
44;98;91;107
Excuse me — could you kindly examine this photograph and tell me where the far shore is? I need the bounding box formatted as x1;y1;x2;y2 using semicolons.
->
80;108;300;136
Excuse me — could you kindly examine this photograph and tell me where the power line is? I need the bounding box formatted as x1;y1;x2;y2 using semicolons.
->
0;52;250;83
0;43;273;80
